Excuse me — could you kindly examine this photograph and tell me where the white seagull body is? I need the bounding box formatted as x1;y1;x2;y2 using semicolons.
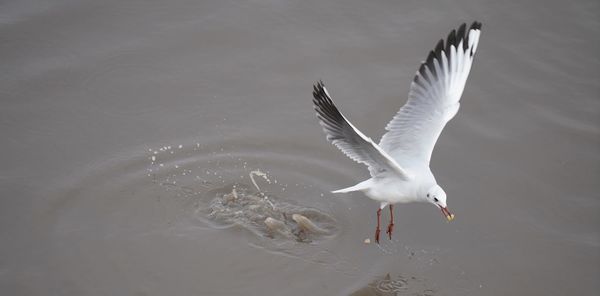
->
312;22;482;243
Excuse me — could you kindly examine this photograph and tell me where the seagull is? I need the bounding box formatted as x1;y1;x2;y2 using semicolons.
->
312;22;482;243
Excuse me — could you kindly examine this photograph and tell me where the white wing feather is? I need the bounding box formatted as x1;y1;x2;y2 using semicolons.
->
379;22;482;166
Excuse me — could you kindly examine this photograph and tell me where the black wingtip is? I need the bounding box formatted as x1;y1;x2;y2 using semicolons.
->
445;29;457;53
445;21;482;52
313;80;325;97
311;80;347;141
470;21;482;31
416;21;482;84
434;38;444;61
312;80;332;109
314;80;327;95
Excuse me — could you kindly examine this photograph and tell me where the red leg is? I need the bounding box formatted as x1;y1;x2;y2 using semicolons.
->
375;208;382;244
386;204;394;239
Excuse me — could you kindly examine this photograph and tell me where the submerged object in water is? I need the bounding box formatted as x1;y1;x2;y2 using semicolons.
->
292;214;329;235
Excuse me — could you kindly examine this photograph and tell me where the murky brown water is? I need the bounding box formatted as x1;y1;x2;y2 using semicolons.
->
1;0;599;295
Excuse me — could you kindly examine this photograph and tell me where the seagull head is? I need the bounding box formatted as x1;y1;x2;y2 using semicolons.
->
426;184;454;222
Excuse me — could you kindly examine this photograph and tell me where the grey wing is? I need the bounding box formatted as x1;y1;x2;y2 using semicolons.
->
312;81;410;179
379;22;482;166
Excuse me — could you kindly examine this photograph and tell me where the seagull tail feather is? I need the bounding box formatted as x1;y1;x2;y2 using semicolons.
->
331;180;371;194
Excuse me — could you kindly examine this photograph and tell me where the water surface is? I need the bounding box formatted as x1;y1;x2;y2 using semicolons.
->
1;0;599;295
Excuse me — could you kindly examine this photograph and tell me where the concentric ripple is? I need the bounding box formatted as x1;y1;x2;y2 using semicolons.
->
44;136;364;284
137;138;361;271
142;138;350;242
349;273;436;296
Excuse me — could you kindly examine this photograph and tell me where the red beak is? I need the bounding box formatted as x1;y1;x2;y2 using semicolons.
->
440;207;454;221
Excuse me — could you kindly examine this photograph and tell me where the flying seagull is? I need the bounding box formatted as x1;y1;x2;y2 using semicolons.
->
312;22;482;243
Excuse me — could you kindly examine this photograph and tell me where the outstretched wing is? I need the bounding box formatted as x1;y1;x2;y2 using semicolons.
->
312;81;410;179
379;22;482;166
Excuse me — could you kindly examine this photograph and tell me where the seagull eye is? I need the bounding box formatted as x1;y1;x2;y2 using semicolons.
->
433;197;439;202
427;193;430;197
